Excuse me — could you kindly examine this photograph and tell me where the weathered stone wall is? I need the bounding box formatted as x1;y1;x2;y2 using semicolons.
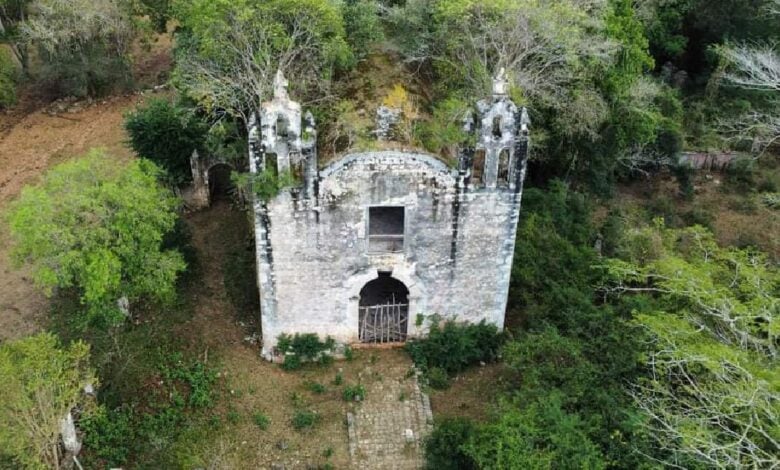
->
258;150;522;358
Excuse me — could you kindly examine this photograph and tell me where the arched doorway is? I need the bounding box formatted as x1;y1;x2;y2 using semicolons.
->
208;163;234;202
359;273;409;343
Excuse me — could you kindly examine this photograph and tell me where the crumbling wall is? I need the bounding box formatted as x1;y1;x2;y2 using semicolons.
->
252;70;530;360
258;151;522;358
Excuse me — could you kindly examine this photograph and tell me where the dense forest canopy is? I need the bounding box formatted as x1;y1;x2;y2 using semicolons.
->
0;0;778;468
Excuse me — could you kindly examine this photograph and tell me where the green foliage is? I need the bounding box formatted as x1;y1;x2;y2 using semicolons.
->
333;372;344;386
276;333;336;370
343;344;354;361
602;222;780;467
415;97;470;159
34;42;132;98
724;157;757;192
21;0;138;98
424;418;477;470
761;192;780;209
0;333;95;470
81;355;218;468
7;150;186;327
136;0;171;33
342;383;366;402
291;409;320;430
342;0;383;62
463;394;607;470
173;0;353;121
426;366;450;390
232;168;298;203
405;319;504;375
305;381;327;394
252;411;270;430
124;98;207;184
159;353;218;408
496;181;648;468
0;48;18;108
672;163;695;200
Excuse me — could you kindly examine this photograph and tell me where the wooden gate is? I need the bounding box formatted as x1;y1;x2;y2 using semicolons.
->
359;302;409;343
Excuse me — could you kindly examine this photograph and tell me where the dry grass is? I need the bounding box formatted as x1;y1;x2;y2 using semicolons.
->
610;167;779;260
428;363;504;424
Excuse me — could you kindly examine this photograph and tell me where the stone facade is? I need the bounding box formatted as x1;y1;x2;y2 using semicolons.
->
250;71;530;359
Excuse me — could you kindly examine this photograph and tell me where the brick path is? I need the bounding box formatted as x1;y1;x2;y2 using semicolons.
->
347;364;433;469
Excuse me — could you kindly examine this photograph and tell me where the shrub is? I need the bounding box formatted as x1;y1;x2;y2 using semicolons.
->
333;372;344;386
342;384;366;402
23;0;137;98
36;46;132;98
672;164;695;200
683;206;715;229
761;192;780;209
424;418;477;470
415;97;470;159
463;394;606;469
342;0;383;61
426;367;450;390
125;99;207;184
724;158;757;192
159;355;217;408
292;409;320;430
305;381;327;394
276;333;336;370
0;49;18;108
405;319;505;375
343;344;354;361
81;355;219;468
252;411;270;430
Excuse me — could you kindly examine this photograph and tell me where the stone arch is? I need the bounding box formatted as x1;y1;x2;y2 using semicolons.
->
358;274;410;342
207;162;234;202
344;264;427;343
187;149;237;210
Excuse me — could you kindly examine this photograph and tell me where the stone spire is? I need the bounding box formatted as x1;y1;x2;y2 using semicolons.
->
273;69;289;101
492;67;508;96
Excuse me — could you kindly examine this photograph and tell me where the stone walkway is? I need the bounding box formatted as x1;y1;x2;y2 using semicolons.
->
347;363;433;470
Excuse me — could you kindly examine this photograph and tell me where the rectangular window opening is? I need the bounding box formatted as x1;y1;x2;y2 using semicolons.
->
368;206;405;253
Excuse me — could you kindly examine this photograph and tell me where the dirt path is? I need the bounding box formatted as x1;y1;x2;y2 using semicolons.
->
0;93;158;342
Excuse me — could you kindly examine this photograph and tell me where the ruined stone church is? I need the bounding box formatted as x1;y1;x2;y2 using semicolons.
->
248;71;530;360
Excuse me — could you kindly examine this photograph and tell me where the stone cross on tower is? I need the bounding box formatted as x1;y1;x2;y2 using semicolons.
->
273;69;289;101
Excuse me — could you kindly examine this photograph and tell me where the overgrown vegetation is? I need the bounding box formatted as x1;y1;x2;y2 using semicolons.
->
125;98;207;185
0;48;18;107
276;333;336;371
2;0;779;468
80;353;218;468
0;333;96;469
7;150;186;327
405;319;505;375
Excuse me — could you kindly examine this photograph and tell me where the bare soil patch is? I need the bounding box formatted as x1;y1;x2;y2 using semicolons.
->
178;202;421;469
612;169;779;260
0;91;165;342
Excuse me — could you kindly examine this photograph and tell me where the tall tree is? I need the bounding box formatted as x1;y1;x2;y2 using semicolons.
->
602;223;779;467
0;0;31;71
0;333;95;470
20;0;137;97
172;0;352;125
718;4;780;154
7;150;185;327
